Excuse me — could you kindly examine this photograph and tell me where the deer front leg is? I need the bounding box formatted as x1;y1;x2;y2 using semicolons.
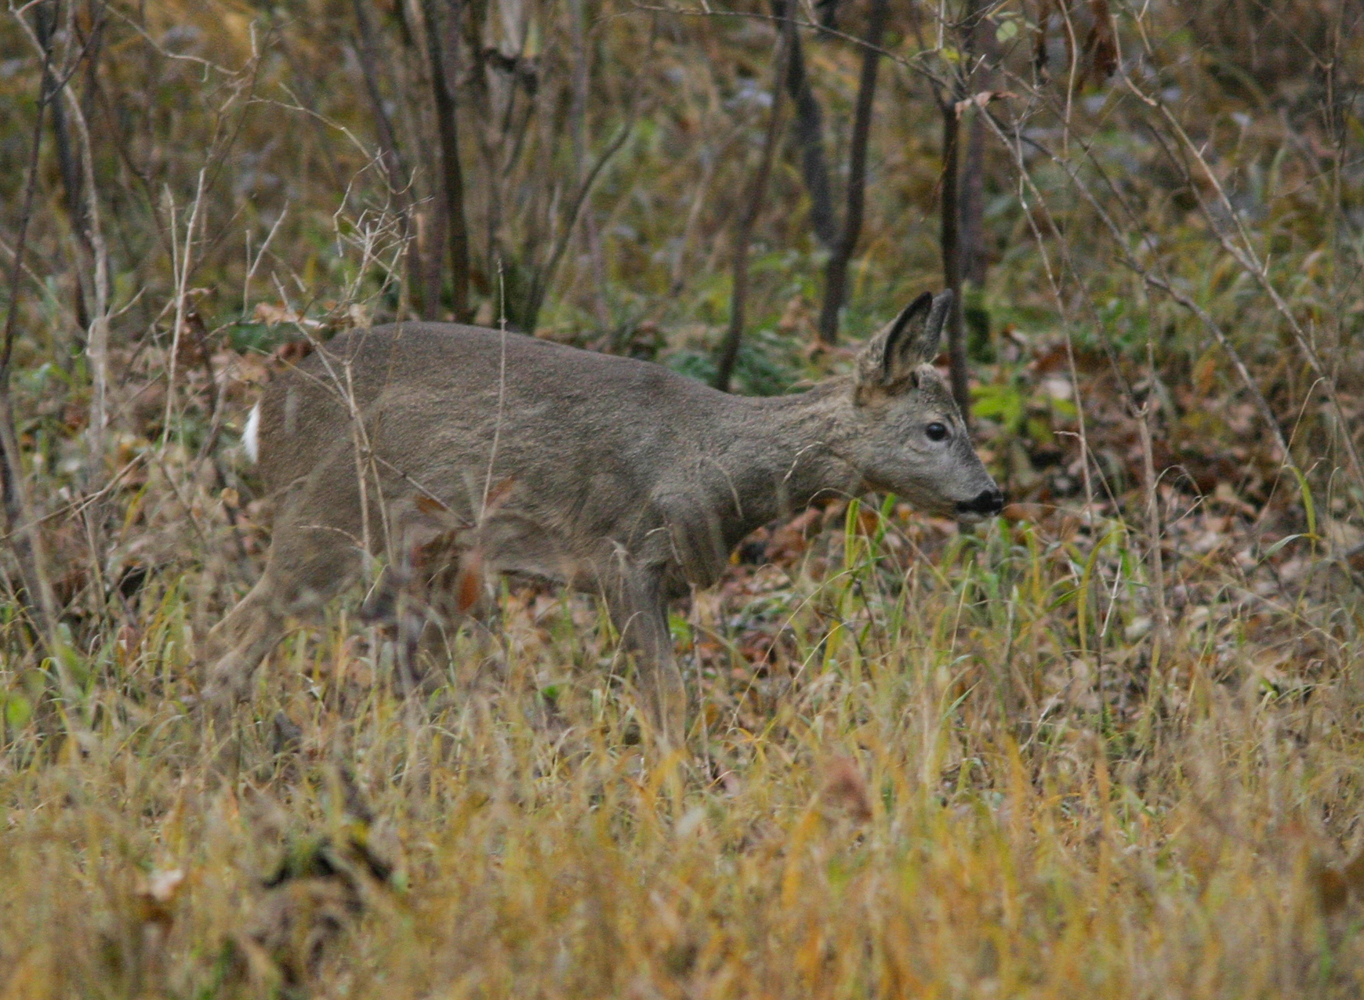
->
203;579;287;708
602;562;686;750
203;531;362;720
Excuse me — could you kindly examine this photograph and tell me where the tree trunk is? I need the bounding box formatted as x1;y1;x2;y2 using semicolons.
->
715;28;789;392
815;0;889;344
351;0;424;317
940;99;969;419
36;0;90;332
773;0;835;251
421;0;471;321
944;0;990;421
1;20;61;659
960;108;989;289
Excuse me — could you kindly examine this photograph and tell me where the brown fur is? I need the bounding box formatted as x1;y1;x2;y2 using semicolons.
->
204;291;1002;746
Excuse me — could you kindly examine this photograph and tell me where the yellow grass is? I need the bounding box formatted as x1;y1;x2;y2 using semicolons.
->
4;509;1363;999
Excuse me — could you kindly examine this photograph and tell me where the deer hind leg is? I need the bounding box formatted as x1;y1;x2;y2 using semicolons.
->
601;560;686;750
357;563;457;697
204;526;362;712
355;562;420;693
414;554;478;683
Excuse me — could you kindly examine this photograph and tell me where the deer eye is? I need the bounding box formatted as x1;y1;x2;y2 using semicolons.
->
925;422;949;442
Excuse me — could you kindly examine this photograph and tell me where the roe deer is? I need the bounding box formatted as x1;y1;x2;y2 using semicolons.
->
204;290;1003;746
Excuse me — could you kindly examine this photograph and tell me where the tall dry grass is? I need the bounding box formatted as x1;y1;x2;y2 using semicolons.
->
4;502;1364;997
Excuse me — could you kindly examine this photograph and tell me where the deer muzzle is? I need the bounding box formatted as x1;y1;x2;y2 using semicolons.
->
956;487;1006;521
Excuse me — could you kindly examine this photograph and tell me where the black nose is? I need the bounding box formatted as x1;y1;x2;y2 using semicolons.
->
957;488;1005;517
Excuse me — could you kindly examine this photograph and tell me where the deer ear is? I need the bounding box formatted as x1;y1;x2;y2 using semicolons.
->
855;290;951;390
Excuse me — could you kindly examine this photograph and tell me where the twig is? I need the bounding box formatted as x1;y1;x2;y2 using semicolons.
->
986;94;1102;522
985;112;1291;465
627;0;917;68
1136;351;1168;671
523;120;635;335
483;261;510;517
242;204;288;315
160;168;208;449
1127;73;1363;489
349;0;419;318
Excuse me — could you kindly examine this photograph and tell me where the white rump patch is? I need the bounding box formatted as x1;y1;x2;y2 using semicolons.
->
243;401;261;463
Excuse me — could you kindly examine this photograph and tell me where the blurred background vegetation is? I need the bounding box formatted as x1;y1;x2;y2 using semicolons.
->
4;1;1364;996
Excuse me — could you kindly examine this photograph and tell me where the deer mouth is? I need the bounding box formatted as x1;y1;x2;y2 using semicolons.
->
955;488;1005;522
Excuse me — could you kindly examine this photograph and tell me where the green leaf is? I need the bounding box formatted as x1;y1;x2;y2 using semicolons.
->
1288;465;1317;542
5;694;32;729
972;383;1026;433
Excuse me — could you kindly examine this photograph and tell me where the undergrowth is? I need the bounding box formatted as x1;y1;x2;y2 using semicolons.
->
4;497;1364;997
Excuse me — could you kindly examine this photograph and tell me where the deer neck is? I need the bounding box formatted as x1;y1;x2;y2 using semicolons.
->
714;379;865;541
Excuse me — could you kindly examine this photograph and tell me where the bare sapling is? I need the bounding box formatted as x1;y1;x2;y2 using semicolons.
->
204;290;1003;747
